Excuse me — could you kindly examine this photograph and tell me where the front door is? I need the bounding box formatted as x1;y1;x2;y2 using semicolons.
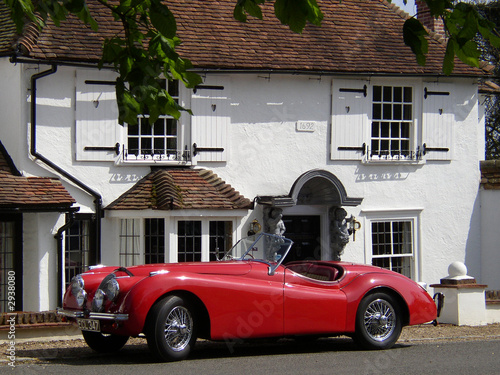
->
282;216;321;262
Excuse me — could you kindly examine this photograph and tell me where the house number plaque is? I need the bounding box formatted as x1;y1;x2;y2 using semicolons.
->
296;121;316;132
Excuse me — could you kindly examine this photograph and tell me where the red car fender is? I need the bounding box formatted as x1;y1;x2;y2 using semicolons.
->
116;273;202;336
340;272;437;332
116;269;286;339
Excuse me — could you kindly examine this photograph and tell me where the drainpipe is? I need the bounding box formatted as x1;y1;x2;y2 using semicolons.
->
30;65;103;266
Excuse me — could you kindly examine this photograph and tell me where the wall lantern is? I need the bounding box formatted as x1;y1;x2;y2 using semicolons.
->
247;219;262;236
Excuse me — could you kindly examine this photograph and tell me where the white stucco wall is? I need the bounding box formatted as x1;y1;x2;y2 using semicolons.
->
22;213;64;311
480;189;500;289
0;58;24;165
0;59;488;312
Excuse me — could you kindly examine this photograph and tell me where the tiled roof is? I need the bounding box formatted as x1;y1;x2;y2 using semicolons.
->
106;168;253;210
0;141;76;209
481;160;500;190
2;0;484;76
0;2;16;56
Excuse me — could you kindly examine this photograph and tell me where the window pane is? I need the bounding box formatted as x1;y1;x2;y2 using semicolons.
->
393;87;402;102
209;221;233;261
128;124;139;136
404;87;412;102
65;218;93;288
403;104;412;120
383;86;392;102
383;104;392;120
120;219;141;267
373;104;382;120
373;86;382;102
371;220;414;278
145;219;165;264
177;221;202;262
140;118;151;135
0;222;15;312
167;119;177;136
141;138;152;154
153;119;165;135
168;80;179;97
393;104;402;120
154;138;165;154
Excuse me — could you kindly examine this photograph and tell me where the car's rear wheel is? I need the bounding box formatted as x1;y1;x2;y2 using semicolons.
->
146;295;197;361
81;331;129;353
353;292;402;350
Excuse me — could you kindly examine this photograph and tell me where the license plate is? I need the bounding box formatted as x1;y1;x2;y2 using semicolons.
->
77;319;100;332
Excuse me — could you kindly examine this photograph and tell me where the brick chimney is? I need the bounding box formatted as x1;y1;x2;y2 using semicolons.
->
416;0;445;35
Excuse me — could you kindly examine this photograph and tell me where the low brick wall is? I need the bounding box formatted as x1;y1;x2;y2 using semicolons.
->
0;311;68;329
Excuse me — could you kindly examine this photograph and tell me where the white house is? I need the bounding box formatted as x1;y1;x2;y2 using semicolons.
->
0;0;495;314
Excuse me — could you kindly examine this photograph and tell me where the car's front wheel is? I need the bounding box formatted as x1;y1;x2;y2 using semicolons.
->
81;331;129;353
353;292;402;350
146;295;197;361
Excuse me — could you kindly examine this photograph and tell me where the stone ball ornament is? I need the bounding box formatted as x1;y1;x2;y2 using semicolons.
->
447;261;471;279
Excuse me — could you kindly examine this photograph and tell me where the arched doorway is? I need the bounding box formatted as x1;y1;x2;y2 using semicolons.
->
259;170;362;262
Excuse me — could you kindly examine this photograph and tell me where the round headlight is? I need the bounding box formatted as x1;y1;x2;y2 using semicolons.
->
103;278;120;302
76;289;87;307
92;289;105;312
71;275;84;295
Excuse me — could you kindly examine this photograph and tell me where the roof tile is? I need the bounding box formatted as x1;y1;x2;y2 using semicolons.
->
0;142;76;209
2;0;484;76
106;168;253;211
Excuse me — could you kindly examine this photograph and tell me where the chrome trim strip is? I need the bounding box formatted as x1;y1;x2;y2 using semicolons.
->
56;308;84;318
89;312;129;321
56;308;129;321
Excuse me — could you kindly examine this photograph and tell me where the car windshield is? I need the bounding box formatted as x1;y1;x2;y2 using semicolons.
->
223;233;294;274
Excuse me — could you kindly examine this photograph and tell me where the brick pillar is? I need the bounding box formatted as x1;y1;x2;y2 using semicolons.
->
416;0;445;35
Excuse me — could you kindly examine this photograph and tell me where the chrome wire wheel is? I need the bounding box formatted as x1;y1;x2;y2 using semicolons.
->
146;295;197;361
164;305;194;352
363;298;396;342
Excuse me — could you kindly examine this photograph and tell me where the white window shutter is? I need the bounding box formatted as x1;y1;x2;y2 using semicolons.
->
330;79;369;160
191;76;229;162
422;82;454;161
75;69;121;161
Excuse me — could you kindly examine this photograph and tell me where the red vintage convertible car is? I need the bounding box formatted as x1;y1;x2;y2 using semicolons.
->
58;233;440;361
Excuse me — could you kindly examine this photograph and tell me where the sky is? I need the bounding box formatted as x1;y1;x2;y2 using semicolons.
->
393;0;416;15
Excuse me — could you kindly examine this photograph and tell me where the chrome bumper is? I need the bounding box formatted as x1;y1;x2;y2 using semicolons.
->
57;307;129;321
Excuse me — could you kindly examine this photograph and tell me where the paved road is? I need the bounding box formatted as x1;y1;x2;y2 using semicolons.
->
10;336;500;375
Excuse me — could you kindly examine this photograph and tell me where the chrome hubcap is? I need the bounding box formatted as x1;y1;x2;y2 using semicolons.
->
164;306;193;351
363;299;396;342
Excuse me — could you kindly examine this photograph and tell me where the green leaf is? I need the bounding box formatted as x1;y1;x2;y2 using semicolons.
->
403;18;428;66
455;39;480;68
116;80;141;126
150;1;176;39
274;0;323;33
63;0;85;14
233;0;265;22
443;39;455;76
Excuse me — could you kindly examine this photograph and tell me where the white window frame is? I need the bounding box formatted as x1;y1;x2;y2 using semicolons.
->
121;80;192;166
119;219;142;267
171;217;237;262
362;209;422;281
369;84;416;161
